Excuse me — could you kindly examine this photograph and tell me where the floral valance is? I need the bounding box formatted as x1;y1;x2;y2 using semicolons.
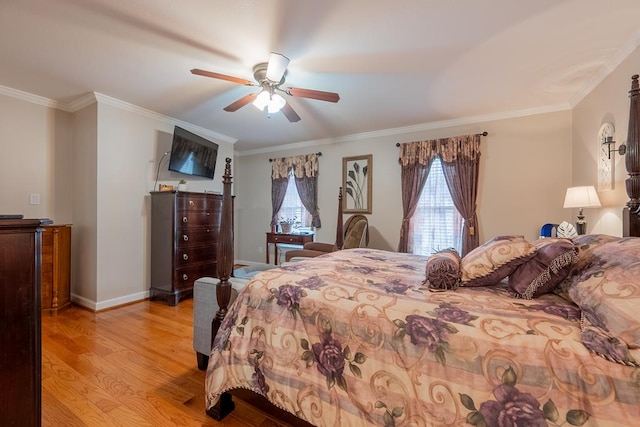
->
398;134;481;166
271;153;319;179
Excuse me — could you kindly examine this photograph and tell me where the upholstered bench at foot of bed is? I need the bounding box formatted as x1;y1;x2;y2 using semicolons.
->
193;276;248;370
193;263;274;370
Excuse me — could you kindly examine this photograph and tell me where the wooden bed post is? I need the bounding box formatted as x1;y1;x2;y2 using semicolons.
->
207;157;236;420
623;75;640;237
335;187;344;250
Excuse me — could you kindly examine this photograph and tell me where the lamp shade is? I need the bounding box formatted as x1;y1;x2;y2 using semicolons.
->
252;90;270;111
267;93;286;113
563;186;601;209
252;90;286;113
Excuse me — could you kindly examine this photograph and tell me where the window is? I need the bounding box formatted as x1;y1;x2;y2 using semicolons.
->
409;157;463;255
277;174;312;228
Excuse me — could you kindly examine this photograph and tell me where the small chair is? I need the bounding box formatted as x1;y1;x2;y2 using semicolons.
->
285;214;369;261
540;223;559;237
285;187;369;262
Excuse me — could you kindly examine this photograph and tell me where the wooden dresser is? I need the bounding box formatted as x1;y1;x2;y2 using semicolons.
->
0;219;42;426
150;191;223;305
41;224;72;314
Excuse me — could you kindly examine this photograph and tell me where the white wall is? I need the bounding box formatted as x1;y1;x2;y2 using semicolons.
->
234;110;573;263
0;95;73;222
572;46;640;235
87;97;236;309
72;103;98;304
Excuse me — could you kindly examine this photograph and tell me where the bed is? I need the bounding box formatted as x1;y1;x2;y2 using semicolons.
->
203;75;640;426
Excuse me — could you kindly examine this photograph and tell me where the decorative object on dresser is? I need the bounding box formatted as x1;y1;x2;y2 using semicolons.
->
556;220;578;238
150;191;224;306
0;219;43;426
41;224;72;314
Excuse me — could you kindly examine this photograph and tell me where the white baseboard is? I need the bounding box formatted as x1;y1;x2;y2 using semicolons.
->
71;290;150;312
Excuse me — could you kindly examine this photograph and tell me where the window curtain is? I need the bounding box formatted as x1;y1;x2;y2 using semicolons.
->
398;134;481;255
271;153;321;227
397;161;433;253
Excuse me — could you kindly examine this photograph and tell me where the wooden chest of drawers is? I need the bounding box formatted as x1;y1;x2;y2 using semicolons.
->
0;219;42;426
150;191;223;305
41;224;72;314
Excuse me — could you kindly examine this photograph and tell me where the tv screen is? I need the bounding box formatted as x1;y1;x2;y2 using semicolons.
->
168;126;218;179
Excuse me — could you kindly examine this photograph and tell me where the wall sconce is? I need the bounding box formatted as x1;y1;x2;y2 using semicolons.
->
602;136;626;159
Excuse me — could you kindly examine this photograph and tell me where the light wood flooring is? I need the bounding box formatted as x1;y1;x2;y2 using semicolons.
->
42;299;297;426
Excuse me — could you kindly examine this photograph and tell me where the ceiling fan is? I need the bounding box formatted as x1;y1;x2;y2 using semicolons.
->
191;53;340;122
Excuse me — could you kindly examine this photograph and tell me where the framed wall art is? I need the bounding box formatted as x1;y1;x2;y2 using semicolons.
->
342;154;372;213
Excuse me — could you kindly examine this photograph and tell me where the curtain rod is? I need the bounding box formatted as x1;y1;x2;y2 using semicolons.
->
268;152;322;162
395;131;488;147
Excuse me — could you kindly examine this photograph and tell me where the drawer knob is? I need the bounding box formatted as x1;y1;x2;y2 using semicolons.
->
182;274;188;281
189;200;195;207
183;253;189;260
183;235;189;241
182;216;188;223
206;212;210;216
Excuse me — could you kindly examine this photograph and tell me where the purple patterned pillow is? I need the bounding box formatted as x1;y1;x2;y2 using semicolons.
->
461;235;536;287
554;234;622;300
508;238;577;299
568;237;640;366
424;249;461;292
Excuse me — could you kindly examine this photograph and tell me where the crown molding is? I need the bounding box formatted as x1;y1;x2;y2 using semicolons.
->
91;92;237;144
236;103;571;156
0;85;60;109
0;87;237;144
64;92;97;112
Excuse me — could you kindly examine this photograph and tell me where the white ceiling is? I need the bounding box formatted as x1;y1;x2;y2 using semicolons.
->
1;0;639;152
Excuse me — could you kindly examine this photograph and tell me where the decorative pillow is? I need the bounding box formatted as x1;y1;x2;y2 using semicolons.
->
568;237;640;366
570;234;621;273
553;234;621;300
508;238;577;299
461;235;537;287
423;249;461;292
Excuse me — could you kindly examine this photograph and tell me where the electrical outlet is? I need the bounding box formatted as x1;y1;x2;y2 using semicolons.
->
29;194;40;205
257;246;263;254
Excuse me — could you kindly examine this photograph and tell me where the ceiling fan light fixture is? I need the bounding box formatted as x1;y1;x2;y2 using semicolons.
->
192;52;339;122
265;52;290;83
252;90;271;111
268;93;286;113
252;89;286;113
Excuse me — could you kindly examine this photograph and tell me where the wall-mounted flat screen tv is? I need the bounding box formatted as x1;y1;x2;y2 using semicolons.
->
168;126;218;179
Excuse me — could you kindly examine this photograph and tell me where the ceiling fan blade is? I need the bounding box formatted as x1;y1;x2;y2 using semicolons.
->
191;68;256;86
223;93;257;112
286;87;340;103
265;53;289;83
281;103;301;122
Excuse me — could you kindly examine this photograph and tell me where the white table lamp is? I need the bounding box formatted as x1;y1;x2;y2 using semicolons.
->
563;186;601;235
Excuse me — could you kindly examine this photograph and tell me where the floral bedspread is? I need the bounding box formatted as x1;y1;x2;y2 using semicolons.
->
205;249;640;426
